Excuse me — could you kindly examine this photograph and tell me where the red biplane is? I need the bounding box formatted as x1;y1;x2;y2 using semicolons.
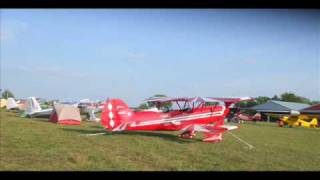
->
230;110;262;123
101;97;253;142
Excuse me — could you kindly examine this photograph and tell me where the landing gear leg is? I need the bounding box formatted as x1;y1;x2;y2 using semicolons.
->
179;130;196;139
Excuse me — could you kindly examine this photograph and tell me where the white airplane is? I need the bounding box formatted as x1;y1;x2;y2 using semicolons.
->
6;97;19;110
25;97;53;118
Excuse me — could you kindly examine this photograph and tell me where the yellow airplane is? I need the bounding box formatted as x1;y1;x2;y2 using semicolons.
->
279;115;318;128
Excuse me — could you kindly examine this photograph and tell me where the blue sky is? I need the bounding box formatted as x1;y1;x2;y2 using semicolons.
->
1;9;319;106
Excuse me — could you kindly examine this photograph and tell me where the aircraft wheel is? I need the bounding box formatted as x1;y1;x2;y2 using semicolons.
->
179;133;193;139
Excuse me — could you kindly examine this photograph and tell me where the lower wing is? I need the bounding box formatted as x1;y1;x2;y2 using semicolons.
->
181;124;239;142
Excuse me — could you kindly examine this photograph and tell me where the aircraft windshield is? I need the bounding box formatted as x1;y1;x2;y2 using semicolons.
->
169;101;191;111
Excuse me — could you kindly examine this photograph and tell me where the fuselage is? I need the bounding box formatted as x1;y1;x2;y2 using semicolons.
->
125;105;227;131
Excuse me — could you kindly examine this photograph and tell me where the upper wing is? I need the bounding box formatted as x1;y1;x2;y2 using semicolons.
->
144;97;189;103
206;97;254;107
144;96;253;104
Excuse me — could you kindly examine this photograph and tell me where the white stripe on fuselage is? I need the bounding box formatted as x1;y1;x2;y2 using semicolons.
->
128;111;224;128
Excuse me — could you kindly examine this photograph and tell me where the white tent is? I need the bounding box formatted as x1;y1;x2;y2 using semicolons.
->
50;104;81;125
6;98;19;110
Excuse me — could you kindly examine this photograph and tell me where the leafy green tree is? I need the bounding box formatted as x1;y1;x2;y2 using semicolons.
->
1;89;15;99
246;101;258;107
153;94;167;98
138;94;172;109
255;96;271;104
310;100;320;105
234;96;269;108
300;97;311;104
271;95;280;100
138;103;149;109
152;94;172;108
235;101;258;108
280;92;310;104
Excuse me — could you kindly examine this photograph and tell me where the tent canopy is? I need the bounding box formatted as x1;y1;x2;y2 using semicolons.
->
50;104;81;125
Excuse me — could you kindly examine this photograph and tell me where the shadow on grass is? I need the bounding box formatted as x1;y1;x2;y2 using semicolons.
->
89;124;104;129
18;117;58;125
62;128;198;144
62;128;106;134
121;131;199;143
234;122;280;128
5;112;50;121
7;113;23;118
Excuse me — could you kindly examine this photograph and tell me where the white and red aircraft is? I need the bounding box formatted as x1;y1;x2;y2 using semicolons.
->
230;110;262;123
101;97;253;142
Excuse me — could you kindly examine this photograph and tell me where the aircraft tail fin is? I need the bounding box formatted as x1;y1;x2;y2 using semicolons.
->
310;118;318;127
101;98;133;131
6;97;19;110
26;97;42;114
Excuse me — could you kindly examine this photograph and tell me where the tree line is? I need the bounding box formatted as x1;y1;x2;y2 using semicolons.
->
236;92;320;108
1;89;319;108
139;93;320;109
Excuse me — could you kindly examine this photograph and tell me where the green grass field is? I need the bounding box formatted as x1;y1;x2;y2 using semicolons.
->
1;109;319;171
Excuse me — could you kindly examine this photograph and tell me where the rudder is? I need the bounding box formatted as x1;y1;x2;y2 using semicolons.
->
101;99;132;131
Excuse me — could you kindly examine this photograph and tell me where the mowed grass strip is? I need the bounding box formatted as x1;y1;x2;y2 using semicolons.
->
1;109;319;171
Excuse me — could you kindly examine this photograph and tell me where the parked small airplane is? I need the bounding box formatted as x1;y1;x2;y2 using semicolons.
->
279;114;318;128
230;110;262;123
100;97;253;142
25;97;53;118
6;97;19;110
274;103;320;128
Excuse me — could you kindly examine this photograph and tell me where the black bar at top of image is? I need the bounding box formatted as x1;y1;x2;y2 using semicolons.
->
0;0;320;8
